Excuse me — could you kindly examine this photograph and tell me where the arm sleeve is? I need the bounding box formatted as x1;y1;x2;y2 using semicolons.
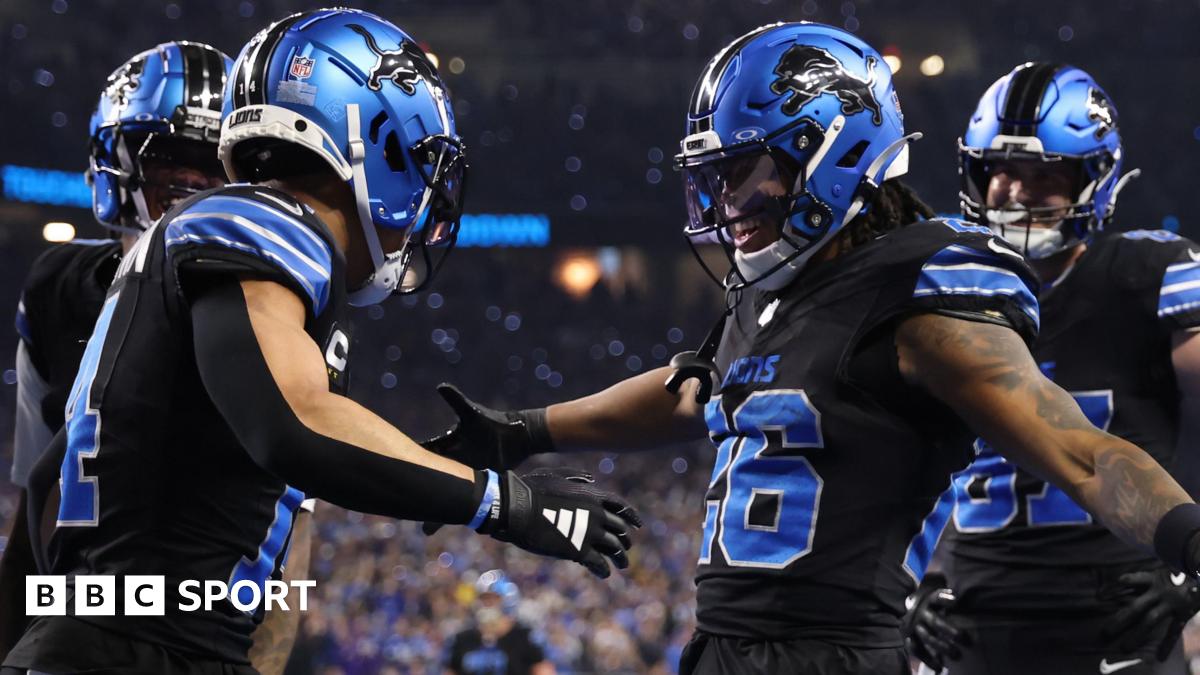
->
190;279;487;524
165;193;335;317
909;237;1041;345
11;340;54;488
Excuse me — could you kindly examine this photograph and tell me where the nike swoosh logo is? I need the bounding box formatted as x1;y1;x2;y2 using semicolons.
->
758;299;780;327
1172;572;1187;586
1188;249;1200;262
1099;658;1142;674
987;237;1025;260
256;191;306;217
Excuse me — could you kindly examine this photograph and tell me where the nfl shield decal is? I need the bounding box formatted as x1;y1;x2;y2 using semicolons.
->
289;55;315;79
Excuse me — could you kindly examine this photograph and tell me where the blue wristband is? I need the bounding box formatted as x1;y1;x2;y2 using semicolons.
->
468;469;501;531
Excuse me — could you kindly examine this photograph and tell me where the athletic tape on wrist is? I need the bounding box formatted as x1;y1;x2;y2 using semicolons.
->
468;469;501;531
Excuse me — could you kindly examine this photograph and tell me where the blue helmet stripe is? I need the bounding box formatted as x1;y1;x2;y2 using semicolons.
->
914;245;1040;329
1159;262;1200;318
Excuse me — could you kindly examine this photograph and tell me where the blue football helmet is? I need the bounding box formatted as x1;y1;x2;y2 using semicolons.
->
218;8;466;305
676;22;918;291
88;42;233;233
474;569;519;616
959;62;1138;259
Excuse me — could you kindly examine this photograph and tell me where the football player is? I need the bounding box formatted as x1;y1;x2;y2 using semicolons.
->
903;64;1200;675
0;40;241;657
444;570;555;675
423;24;1200;675
2;10;638;675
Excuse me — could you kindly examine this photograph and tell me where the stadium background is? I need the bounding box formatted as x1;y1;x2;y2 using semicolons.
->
0;0;1198;672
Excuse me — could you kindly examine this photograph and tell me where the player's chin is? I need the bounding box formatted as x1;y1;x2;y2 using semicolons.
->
729;219;781;254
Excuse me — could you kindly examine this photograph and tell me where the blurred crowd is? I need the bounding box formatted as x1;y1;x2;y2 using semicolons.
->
284;248;715;674
291;450;707;675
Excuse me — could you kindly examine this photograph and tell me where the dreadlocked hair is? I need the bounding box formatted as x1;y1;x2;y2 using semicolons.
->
835;179;935;249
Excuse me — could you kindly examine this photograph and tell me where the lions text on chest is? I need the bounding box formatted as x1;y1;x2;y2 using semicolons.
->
722;354;780;387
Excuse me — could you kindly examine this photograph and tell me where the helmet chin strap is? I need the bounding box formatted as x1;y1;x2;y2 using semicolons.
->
114;135;153;234
345;103;437;306
733;237;807;291
346;103;401;307
987;208;1070;260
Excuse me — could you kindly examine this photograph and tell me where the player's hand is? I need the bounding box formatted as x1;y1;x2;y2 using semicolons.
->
422;383;553;470
479;467;641;579
901;575;969;671
1104;567;1200;661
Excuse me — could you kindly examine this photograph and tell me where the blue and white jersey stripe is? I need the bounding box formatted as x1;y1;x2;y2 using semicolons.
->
902;472;964;582
165;195;333;315
913;244;1040;330
1158;261;1200;319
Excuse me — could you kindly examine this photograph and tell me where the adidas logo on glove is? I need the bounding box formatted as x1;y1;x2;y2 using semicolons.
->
542;507;589;551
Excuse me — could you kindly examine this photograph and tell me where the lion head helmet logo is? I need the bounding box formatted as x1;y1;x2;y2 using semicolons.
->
348;24;441;95
769;45;882;125
105;55;146;110
1086;87;1116;140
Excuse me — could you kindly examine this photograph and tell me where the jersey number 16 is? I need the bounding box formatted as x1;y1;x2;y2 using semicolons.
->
699;390;824;569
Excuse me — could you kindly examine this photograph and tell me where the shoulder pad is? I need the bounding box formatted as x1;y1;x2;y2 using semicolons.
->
904;220;1040;342
164;187;334;315
23;240;120;294
18;240;121;345
1097;230;1200;293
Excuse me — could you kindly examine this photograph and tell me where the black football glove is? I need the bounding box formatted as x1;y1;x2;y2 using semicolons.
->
1103;567;1200;661
426;468;641;579
423;384;553;471
901;574;969;672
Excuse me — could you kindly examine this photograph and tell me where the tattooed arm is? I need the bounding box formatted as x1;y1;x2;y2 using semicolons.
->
248;509;312;675
895;312;1193;552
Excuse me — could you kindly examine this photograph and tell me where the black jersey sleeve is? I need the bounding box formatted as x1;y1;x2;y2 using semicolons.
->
164;188;335;318
904;220;1041;345
1128;231;1200;332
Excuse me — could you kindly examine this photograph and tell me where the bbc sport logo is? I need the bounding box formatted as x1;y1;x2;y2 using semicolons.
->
26;575;315;616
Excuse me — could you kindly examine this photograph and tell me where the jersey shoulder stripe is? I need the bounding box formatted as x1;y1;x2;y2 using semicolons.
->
1100;229;1200;328
1158;261;1200;319
164;192;334;315
913;242;1040;330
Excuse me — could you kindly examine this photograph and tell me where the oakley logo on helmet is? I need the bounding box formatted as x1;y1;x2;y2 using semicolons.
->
348;23;439;95
770;45;882;125
105;56;146;109
1086;87;1116;139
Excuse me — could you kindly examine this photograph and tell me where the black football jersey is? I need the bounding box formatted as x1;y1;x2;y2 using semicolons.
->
942;229;1200;614
694;219;1040;646
16;239;122;423
35;185;350;665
